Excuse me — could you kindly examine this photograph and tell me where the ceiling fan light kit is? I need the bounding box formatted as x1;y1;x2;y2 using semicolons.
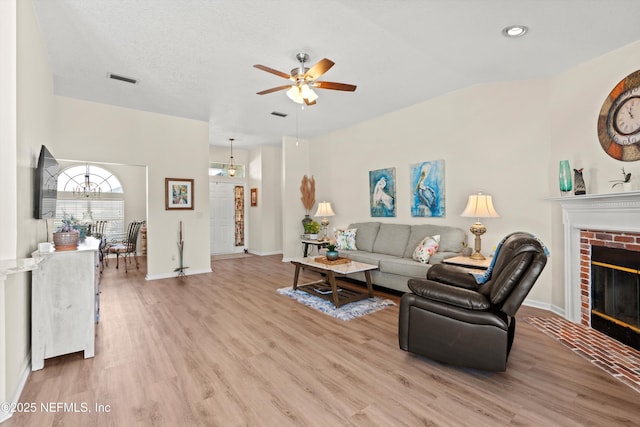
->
254;52;356;105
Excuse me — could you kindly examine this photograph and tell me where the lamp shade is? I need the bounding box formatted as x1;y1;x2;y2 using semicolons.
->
460;193;500;219
301;84;318;102
287;86;304;104
314;201;335;217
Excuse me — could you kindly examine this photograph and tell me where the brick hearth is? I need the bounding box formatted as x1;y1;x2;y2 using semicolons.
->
578;229;640;326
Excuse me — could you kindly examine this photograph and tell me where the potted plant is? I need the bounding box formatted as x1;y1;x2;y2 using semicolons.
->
52;216;80;251
303;220;321;240
325;241;339;261
610;167;632;191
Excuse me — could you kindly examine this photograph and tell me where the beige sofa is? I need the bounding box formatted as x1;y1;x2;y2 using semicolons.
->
338;222;467;293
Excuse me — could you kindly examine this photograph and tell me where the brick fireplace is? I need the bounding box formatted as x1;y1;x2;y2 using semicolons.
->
578;229;640;349
579;230;640;324
553;191;640;324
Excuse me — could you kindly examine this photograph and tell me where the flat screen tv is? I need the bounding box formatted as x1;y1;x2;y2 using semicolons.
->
34;145;59;219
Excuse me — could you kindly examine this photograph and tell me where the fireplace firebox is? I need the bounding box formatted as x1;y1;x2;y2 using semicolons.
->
590;245;640;351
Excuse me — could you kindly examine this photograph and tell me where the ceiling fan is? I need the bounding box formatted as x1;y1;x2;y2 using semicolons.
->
254;52;357;106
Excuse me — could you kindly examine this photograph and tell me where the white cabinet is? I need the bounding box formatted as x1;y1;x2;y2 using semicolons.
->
31;246;100;371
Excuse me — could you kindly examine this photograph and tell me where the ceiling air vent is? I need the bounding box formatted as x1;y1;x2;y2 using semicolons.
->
271;111;287;117
107;72;138;84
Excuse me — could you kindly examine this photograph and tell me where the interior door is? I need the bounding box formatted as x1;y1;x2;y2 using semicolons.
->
209;181;236;254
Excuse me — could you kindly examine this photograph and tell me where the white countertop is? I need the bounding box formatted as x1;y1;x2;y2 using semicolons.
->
34;237;101;257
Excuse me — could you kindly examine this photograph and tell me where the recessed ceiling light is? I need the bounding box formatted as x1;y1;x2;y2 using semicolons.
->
502;25;528;38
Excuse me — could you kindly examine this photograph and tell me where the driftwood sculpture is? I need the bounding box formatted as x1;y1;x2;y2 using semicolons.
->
300;175;316;214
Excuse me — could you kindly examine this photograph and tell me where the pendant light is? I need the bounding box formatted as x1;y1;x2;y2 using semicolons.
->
228;138;236;177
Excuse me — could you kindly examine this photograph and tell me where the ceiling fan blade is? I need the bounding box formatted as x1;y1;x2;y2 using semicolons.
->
253;64;291;80
304;58;334;80
313;81;357;92
256;85;292;95
304;98;317;106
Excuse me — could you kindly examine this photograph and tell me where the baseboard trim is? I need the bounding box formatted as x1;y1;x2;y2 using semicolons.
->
523;299;566;318
0;359;31;423
523;298;550;310
549;304;566;317
145;268;212;281
249;250;283;256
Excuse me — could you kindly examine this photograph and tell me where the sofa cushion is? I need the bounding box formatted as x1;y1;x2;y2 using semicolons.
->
380;257;431;278
335;228;357;250
412;235;440;263
347;222;380;252
343;250;398;267
373;224;411;257
403;224;467;258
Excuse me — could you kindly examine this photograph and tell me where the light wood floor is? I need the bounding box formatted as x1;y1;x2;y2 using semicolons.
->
6;254;639;426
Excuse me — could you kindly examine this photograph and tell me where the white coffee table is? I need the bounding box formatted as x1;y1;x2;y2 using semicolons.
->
290;256;378;307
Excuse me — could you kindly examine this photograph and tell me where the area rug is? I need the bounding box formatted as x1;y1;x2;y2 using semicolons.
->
524;316;640;393
277;287;396;321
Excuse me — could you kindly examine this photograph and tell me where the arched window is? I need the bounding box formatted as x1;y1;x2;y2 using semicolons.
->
56;164;125;239
58;164;124;194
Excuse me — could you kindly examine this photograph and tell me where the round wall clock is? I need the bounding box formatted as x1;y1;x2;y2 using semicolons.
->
597;69;640;161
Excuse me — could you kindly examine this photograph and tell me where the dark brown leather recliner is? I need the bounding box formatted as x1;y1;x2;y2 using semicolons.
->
398;232;547;371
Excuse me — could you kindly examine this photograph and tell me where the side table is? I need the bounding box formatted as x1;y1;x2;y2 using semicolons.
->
442;255;492;273
301;239;327;257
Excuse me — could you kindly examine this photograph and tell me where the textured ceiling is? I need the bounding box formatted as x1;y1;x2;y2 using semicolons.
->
31;0;640;148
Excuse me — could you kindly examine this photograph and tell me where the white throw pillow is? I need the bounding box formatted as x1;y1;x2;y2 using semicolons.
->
335;228;357;250
412;235;440;264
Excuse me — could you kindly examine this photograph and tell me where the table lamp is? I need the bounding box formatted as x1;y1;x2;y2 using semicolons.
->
314;201;335;241
460;192;500;260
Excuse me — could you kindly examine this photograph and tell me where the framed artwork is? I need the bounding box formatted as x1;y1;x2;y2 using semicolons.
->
250;188;258;206
369;167;396;217
165;178;194;210
410;160;445;217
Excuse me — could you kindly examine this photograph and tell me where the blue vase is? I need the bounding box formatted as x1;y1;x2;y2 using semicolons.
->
326;250;339;261
559;160;572;196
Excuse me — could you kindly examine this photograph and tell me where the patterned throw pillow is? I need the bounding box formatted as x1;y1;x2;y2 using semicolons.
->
412;235;440;264
335;228;358;250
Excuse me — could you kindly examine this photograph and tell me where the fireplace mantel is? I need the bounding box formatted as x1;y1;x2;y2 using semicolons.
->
549;191;640;323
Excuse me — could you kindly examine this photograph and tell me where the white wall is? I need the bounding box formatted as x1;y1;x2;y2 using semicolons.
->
0;0;18;416
248;145;283;255
0;0;17;260
2;0;56;417
282;136;312;259
52;96;211;279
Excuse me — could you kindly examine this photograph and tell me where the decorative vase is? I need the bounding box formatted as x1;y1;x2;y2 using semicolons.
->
326;250;339;261
462;247;473;257
559;160;572;196
573;168;586;195
52;231;79;251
